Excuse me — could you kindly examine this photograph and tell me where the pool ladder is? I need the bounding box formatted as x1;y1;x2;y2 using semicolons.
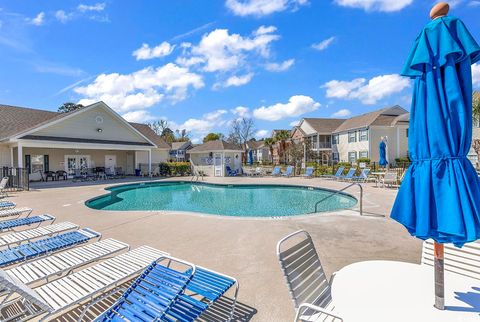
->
312;182;363;215
190;170;204;182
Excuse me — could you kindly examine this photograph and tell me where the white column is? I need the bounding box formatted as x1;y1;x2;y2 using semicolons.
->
17;143;23;168
10;146;14;167
222;152;225;177
148;149;152;177
396;127;400;158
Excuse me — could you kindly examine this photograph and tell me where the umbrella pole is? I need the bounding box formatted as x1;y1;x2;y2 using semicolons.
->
434;241;445;310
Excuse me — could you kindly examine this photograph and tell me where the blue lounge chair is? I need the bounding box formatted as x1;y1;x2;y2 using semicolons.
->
271;166;281;176
302;167;314;178
226;165;238;176
282;165;294;177
320;166;345;180
0;228;101;267
97;260;239;322
0;214;55;233
338;168;356;181
0;201;15;210
352;168;371;182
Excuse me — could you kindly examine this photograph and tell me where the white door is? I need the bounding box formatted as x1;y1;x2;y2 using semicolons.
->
64;155;91;176
105;155;117;173
214;153;222;177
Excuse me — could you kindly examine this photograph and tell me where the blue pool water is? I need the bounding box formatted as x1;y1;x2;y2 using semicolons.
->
86;182;357;217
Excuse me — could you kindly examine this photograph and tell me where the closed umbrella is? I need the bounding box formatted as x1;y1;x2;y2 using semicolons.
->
390;3;480;310
379;138;388;167
248;149;254;166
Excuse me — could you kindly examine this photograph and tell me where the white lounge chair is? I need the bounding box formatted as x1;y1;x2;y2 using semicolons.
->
0;222;78;249
378;171;397;188
0;245;168;321
5;238;129;285
422;239;480;280
0;201;15;210
0;177;8;199
0;214;55;233
0;207;32;220
277;230;343;322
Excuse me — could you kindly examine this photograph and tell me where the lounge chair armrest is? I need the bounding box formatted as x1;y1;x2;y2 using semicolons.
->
294;303;343;322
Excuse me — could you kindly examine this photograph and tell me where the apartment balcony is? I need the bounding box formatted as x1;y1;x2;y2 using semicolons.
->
310;142;332;150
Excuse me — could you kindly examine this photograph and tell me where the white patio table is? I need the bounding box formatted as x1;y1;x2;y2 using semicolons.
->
331;260;480;322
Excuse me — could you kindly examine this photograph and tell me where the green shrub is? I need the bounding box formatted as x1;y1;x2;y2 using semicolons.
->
158;162;191;176
395;157;411;164
357;158;371;164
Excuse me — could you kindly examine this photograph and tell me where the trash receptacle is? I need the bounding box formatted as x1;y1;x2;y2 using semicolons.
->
135;169;141;176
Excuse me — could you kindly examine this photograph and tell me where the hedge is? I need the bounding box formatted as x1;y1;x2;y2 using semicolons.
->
159;162;191;176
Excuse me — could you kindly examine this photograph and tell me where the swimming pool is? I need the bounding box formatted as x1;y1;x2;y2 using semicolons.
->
86;182;357;217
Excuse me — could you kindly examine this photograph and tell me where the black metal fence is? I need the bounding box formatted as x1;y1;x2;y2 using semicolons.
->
1;167;29;191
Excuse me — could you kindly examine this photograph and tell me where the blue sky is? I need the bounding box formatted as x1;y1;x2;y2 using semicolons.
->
1;0;480;143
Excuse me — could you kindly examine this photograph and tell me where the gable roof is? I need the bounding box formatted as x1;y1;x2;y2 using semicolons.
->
302;118;346;134
0;102;158;147
129;123;170;149
189;140;243;153
171;141;192;150
333;105;408;133
246;140;264;149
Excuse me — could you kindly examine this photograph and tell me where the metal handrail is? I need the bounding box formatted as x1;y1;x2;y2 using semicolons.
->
313;182;363;215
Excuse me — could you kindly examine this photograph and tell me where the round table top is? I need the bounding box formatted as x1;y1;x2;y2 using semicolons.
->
331;260;480;322
371;172;386;175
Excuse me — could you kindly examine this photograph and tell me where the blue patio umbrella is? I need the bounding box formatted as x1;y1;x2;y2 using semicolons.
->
391;3;480;310
378;140;388;166
248;149;254;166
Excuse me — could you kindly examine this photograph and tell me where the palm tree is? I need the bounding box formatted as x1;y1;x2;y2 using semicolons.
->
274;130;291;164
264;138;275;164
472;91;480;162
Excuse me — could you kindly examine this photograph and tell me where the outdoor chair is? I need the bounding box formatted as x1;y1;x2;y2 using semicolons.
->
226;165;238;176
96;259;239;322
0;246;167;322
277;230;343;322
422;239;480;280
351;168;371;182
272;166;282;176
56;170;68;180
0;177;8;199
282;165;294;177
0;206;31;220
0;228;101;267
4;238;128;286
0;201;16;210
378;171;397;188
72;169;84;182
338;168;356;181
320;166;345;180
115;167;125;178
302;166;314;178
85;168;97;181
43;171;56;182
254;166;264;176
0;221;78;249
0;214;55;233
105;167;116;179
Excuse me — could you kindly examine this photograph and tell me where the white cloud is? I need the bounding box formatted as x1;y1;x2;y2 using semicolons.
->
55;10;71;23
29;12;45;26
334;0;413;12
331;109;352;117
225;0;308;17
77;3;106;12
312;37;336;51
216;73;254;88
179;26;280;73
322;74;410;105
253;95;320;121
255;129;269;138
265;59;294;72
75;63;204;112
122;110;155;123
469;1;480;7
231;106;251;117
473;63;480;88
178;110;228;135
133;42;175;60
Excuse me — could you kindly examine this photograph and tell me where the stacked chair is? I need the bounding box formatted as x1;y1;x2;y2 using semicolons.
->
0;200;240;322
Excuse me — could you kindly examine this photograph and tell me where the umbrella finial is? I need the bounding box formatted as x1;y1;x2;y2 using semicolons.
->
430;2;449;20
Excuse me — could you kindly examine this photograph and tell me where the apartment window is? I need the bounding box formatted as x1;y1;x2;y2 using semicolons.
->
348;131;357;143
406;129;409;137
348;151;357;163
359;151;368;159
359;129;368;141
332;134;339;144
332;152;339;161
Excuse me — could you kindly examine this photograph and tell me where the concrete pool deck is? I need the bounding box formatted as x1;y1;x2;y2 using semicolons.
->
8;176;421;321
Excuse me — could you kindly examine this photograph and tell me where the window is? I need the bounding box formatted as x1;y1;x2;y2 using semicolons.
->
359;151;368;158
359;129;368;141
31;155;45;173
332;152;339;161
348;131;357;143
348;151;357;163
406;129;409;137
332;134;339;144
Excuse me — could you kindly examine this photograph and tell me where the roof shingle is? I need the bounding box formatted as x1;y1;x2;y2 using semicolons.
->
189;140;243;153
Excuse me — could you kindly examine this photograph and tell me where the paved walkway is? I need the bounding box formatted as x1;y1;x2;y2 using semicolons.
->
8;176;420;321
